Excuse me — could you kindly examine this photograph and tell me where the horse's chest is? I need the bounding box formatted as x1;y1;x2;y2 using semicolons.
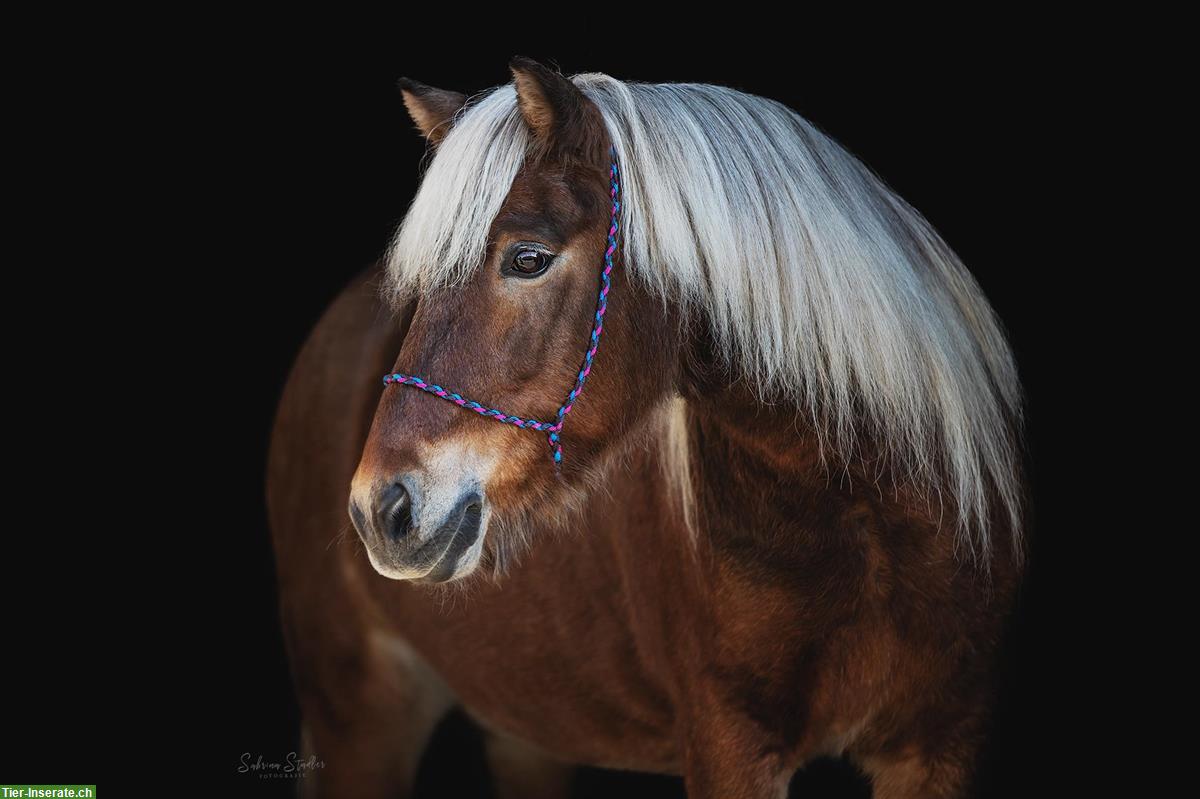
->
389;562;684;771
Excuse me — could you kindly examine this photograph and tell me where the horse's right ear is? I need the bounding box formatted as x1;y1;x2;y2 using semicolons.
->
510;57;606;165
397;78;467;144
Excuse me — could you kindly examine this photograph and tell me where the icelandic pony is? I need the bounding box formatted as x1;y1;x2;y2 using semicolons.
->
268;58;1024;798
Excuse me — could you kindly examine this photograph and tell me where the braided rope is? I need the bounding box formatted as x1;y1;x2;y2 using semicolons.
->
383;147;621;466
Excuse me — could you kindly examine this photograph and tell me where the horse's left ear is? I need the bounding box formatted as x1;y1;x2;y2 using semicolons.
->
510;57;607;164
397;78;467;144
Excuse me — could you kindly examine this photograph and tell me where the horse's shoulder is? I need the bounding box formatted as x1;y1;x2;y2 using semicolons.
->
267;265;405;539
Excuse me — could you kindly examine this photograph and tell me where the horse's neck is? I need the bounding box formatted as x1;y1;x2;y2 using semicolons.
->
682;386;928;563
678;382;1017;609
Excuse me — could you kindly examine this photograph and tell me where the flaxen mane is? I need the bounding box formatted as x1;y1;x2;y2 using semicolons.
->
386;73;1022;560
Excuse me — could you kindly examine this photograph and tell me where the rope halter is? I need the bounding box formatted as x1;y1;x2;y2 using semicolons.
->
382;147;621;466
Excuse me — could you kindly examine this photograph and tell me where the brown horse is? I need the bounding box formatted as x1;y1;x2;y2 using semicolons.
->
268;58;1025;798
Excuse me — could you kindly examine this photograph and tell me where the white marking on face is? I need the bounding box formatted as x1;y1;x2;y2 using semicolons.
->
414;438;498;540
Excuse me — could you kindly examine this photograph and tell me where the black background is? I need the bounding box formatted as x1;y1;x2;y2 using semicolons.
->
8;34;1125;797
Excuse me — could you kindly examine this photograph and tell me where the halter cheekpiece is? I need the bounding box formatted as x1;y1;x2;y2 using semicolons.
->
383;147;621;466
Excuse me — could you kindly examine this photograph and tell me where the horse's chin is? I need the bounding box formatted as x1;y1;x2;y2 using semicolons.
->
364;535;486;583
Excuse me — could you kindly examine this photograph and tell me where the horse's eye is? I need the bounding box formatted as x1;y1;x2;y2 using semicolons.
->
510;248;551;277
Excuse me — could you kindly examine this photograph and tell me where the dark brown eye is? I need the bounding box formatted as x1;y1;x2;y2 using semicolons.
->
510;248;551;277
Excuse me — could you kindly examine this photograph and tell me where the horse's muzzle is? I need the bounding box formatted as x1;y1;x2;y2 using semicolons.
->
349;474;487;582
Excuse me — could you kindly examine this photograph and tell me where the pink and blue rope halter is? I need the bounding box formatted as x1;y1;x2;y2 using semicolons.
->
382;147;621;466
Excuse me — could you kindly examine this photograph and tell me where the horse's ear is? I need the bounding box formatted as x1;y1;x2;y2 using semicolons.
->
509;57;606;164
397;78;467;144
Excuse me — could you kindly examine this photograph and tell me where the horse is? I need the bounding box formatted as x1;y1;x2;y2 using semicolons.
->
267;58;1025;798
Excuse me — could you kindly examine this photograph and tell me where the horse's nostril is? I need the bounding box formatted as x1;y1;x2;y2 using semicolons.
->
378;481;414;541
461;501;483;533
349;499;370;538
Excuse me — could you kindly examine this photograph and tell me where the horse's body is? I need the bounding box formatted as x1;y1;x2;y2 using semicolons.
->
268;61;1024;798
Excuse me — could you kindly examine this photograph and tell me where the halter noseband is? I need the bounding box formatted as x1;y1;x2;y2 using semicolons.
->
382;147;621;466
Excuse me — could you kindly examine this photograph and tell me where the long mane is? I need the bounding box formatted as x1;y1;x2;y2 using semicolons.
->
386;74;1023;560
